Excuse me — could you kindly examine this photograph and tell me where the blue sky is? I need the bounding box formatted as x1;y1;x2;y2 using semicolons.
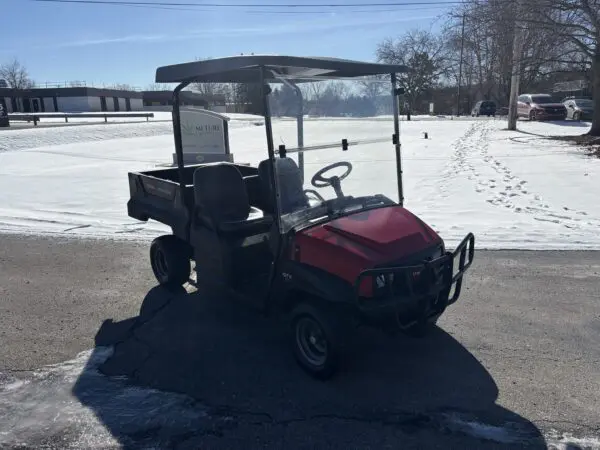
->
2;0;454;88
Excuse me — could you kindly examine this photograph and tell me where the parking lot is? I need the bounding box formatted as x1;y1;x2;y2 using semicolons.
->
1;234;599;449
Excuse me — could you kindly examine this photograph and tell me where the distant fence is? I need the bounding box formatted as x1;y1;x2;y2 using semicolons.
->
8;112;155;126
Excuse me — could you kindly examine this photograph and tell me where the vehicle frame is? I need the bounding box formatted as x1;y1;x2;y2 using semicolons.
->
127;55;476;379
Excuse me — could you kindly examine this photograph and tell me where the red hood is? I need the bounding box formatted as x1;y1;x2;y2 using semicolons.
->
293;206;443;286
322;207;441;259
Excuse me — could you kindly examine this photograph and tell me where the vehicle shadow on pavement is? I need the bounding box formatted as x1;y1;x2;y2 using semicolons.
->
72;285;549;449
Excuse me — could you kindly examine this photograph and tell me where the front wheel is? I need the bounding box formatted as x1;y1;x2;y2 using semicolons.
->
573;111;581;121
150;235;191;287
290;303;342;380
529;110;537;121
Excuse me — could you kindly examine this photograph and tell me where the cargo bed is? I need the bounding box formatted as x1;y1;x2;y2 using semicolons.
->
127;163;257;240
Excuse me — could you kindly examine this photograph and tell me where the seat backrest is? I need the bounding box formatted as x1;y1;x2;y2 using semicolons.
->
258;157;309;215
243;175;269;212
193;163;250;225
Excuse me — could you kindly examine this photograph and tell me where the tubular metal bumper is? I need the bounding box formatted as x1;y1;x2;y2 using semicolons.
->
354;233;475;321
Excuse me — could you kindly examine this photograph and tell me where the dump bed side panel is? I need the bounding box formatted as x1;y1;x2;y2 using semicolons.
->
127;172;192;240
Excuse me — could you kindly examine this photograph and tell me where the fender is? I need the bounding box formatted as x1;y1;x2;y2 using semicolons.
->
273;260;355;308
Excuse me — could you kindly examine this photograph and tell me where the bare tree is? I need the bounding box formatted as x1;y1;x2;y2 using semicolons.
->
527;0;600;135
357;75;385;100
0;58;33;89
145;83;173;91
376;29;450;116
111;83;136;91
443;0;599;134
298;81;327;110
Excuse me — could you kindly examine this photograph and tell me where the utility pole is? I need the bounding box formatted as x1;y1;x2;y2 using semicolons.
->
507;0;524;130
456;13;466;116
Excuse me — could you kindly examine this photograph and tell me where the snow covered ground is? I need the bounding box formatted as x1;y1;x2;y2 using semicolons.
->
0;114;597;249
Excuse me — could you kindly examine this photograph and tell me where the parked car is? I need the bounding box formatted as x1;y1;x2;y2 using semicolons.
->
563;97;594;121
0;100;8;128
471;100;496;117
517;94;567;121
497;106;509;116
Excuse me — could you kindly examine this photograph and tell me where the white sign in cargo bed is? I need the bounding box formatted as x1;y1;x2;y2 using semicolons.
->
175;107;234;165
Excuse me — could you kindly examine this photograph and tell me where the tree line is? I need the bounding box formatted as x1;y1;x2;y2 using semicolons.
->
189;0;598;134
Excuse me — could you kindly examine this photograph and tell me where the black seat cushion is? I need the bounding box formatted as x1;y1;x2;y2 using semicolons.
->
258;157;309;215
218;207;272;235
194;163;272;235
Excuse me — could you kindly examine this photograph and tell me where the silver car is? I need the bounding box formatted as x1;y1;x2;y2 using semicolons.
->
563;98;594;121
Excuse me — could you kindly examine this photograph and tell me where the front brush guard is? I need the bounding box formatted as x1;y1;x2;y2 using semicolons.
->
354;233;475;326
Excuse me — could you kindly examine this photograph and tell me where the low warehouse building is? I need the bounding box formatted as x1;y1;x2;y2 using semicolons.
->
141;90;226;111
0;87;144;113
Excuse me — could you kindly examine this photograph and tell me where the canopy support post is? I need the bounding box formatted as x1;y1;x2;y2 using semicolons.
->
391;73;404;206
172;81;191;192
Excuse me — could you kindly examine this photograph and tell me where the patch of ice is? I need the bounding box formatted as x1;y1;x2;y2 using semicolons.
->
0;346;209;449
441;413;532;444
546;430;600;450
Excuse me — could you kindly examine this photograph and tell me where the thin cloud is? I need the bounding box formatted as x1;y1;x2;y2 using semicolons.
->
57;34;168;47
44;14;436;49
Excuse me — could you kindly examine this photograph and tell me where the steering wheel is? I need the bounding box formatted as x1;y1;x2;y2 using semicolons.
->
311;162;353;188
311;161;353;198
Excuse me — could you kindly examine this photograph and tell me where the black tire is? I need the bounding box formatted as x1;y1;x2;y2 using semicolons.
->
529;110;537;121
150;235;191;287
290;303;343;380
573;111;581;121
402;314;440;338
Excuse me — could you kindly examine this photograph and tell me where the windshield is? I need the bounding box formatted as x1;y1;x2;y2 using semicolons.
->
266;79;401;233
574;99;593;107
531;96;555;104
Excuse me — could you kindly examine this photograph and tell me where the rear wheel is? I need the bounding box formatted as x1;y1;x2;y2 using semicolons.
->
150;235;191;287
290;303;343;380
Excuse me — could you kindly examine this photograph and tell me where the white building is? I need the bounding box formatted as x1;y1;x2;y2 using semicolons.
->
0;87;144;113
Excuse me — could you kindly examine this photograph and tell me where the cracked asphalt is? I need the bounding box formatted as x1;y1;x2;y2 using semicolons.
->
1;234;599;449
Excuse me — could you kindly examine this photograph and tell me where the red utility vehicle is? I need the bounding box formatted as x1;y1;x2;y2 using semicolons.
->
127;55;475;379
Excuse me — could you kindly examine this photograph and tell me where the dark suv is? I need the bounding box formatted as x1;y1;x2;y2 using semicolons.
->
471;100;496;117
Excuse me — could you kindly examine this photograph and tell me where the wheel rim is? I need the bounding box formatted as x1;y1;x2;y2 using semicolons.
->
152;248;169;281
296;317;328;367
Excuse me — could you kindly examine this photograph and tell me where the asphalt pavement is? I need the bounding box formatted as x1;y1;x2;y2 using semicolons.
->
0;233;599;449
